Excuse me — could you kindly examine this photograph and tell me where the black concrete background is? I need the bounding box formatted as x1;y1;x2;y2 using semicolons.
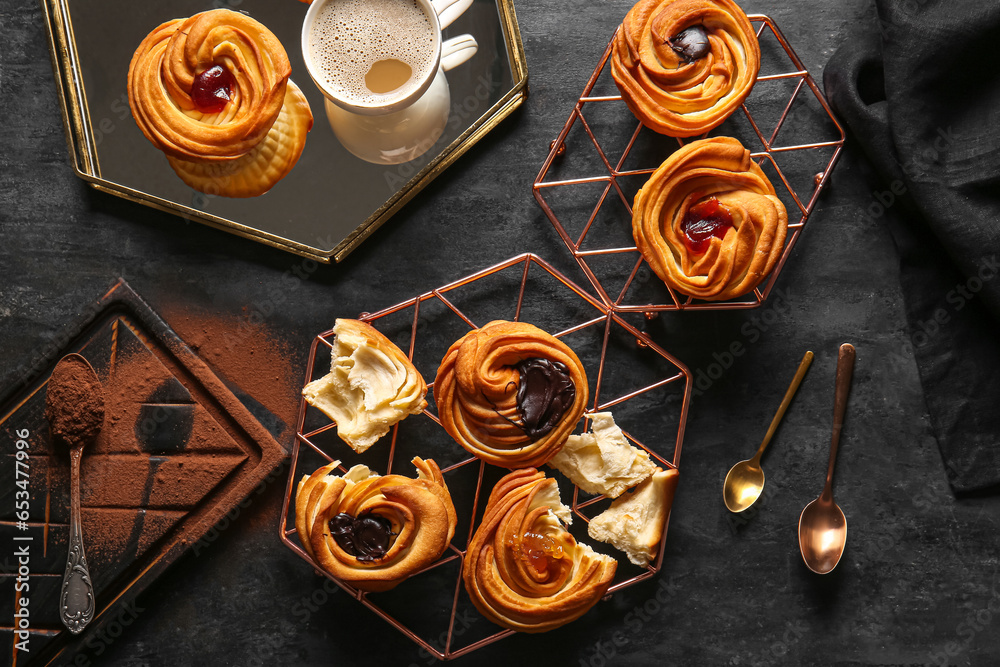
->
3;0;999;665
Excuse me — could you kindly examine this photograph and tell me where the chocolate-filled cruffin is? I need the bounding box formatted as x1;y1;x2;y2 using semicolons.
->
295;457;457;592
434;320;588;468
611;0;760;137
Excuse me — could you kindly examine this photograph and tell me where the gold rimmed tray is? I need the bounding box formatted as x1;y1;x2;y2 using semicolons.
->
42;0;527;262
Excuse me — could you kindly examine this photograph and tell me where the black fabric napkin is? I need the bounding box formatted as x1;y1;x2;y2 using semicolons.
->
824;0;1000;495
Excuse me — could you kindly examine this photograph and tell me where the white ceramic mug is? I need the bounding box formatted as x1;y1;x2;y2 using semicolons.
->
302;0;478;164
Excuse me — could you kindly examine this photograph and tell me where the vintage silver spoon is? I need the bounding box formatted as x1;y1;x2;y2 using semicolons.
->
45;353;104;634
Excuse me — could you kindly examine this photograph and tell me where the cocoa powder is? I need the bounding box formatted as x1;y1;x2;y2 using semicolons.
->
81;344;247;558
57;300;301;563
159;304;301;441
45;354;105;448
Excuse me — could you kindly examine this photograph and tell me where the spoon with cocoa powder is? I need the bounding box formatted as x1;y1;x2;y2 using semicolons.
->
45;353;104;634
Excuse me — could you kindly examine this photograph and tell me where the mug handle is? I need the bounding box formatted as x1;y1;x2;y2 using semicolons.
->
432;0;474;30
441;34;478;72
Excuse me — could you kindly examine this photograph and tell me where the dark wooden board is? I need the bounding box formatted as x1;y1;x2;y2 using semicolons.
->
0;280;286;666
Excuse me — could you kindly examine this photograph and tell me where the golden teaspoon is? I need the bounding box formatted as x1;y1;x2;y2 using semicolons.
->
723;350;814;513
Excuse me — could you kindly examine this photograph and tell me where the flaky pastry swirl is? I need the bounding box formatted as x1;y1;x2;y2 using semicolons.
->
462;468;617;633
127;9;312;196
295;457;457;592
632;137;788;301
632;136;787;300
611;0;760;137
434;320;588;469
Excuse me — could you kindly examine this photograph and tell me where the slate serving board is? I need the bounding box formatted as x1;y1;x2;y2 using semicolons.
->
0;279;286;666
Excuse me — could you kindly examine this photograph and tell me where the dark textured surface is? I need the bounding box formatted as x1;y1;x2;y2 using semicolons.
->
2;0;998;665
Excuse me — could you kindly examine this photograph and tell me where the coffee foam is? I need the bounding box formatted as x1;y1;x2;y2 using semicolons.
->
308;0;437;105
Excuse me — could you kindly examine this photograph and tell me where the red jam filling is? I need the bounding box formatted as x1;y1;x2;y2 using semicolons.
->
192;65;235;113
680;197;733;253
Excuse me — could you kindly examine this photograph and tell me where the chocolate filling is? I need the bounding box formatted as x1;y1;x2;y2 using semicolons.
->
513;358;576;439
669;25;710;62
328;512;395;562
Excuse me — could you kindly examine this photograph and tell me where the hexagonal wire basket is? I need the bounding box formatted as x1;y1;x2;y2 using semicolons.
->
279;254;692;659
533;15;846;313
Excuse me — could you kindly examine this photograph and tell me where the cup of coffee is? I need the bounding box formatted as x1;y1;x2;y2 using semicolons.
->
321;34;476;165
302;0;478;163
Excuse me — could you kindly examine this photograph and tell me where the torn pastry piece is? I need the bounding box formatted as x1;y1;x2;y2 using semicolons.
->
632;136;788;301
587;467;679;567
127;9;313;197
547;412;656;498
611;0;760;137
463;468;617;633
303;319;427;453
434;320;589;468
295;457;457;592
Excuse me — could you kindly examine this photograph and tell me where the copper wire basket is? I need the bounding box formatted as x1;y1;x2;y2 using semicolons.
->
278;253;692;659
533;15;846;313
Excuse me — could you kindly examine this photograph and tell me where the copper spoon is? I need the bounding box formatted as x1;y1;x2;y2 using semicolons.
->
798;343;855;574
45;353;104;634
723;350;814;513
